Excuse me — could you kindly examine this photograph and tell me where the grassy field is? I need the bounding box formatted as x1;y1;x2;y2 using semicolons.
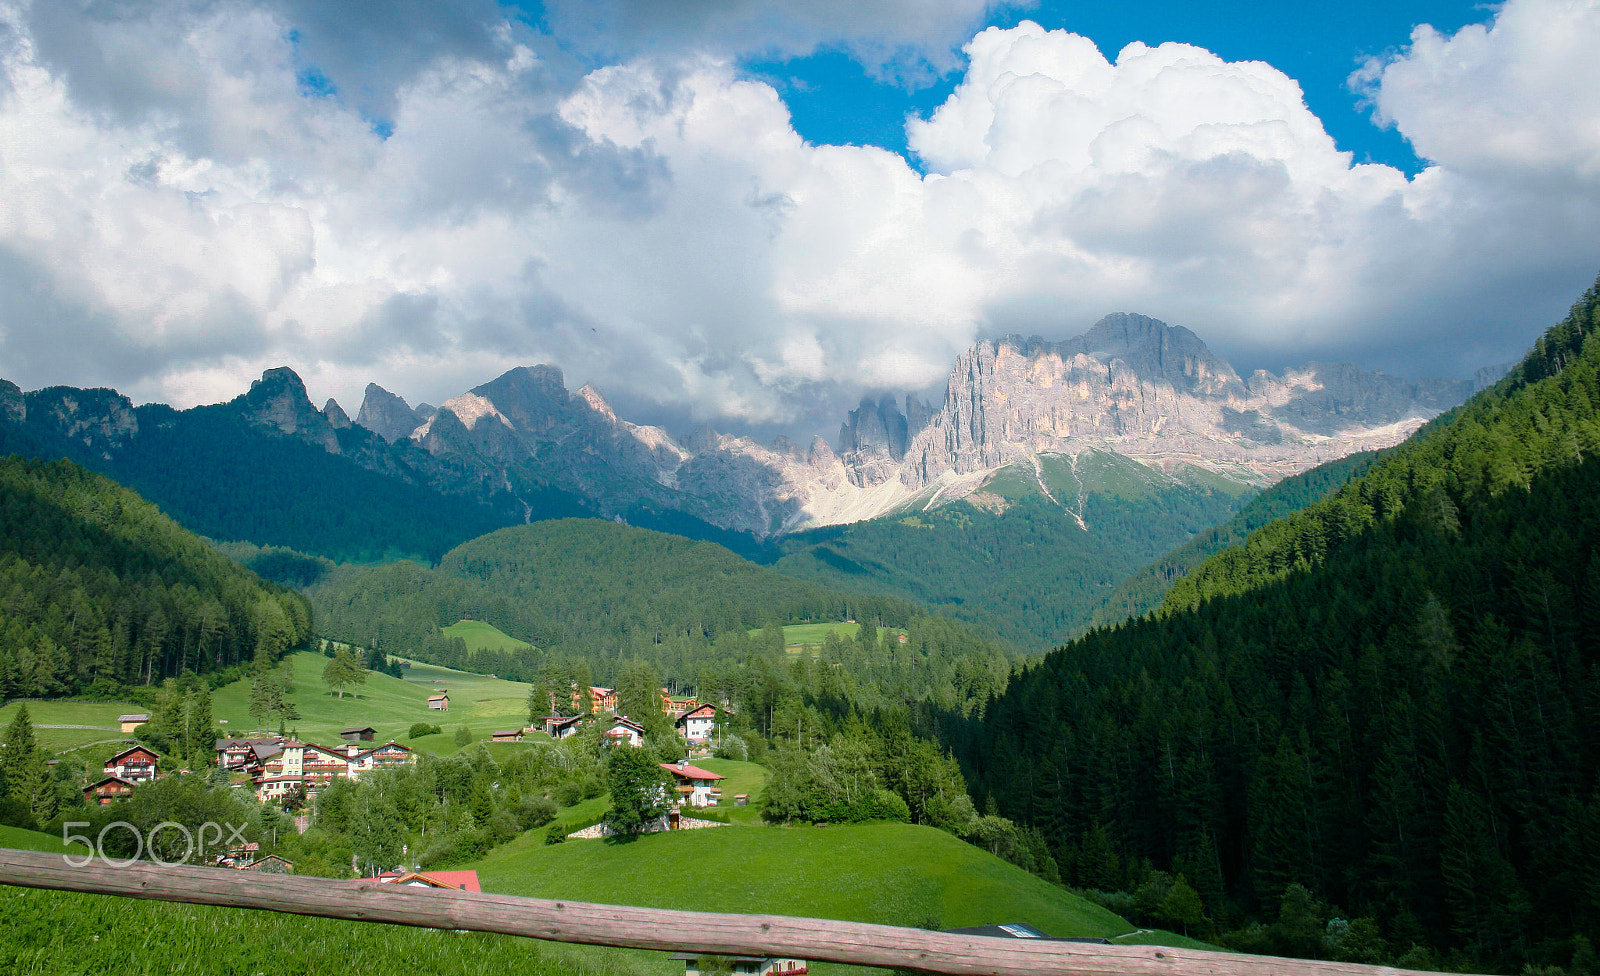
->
0;700;144;755
440;619;533;653
748;622;908;650
209;651;535;754
470;820;1137;976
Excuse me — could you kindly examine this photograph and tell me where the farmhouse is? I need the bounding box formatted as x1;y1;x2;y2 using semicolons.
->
544;714;585;739
660;760;724;807
117;713;150;734
340;726;377;742
83;775;135;805
675;704;718;742
603;716;647;748
490;729;523;743
427;694;450;711
104;745;160;783
589;686;617;713
670;954;807;976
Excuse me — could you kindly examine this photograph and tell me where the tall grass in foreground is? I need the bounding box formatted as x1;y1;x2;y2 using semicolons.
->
0;887;596;976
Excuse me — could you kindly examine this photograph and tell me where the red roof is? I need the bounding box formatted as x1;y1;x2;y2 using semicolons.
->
660;762;724;781
381;870;481;892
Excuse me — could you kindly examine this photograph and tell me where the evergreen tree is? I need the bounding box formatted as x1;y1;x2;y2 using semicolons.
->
0;704;49;826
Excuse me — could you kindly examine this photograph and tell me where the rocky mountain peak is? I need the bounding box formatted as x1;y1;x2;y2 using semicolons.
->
0;379;23;424
576;384;617;423
323;399;351;429
237;367;339;454
356;383;429;443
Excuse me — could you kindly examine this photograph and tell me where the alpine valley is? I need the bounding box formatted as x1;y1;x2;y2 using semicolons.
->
0;312;1493;649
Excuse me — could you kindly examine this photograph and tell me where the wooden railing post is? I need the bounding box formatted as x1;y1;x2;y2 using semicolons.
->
0;848;1479;976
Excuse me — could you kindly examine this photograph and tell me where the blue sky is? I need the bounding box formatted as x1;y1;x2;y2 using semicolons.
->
747;1;1490;174
0;0;1596;442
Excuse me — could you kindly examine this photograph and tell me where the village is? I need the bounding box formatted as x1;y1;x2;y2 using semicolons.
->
80;685;734;815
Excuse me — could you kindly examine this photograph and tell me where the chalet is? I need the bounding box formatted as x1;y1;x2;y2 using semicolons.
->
215;737;283;771
117;714;150;734
380;870;481;892
675;704;719;743
589;686;617;713
352;740;415;776
427;694;450;711
670;954;806;976
603;716;647;748
299;743;351;789
544;714;585;739
104;745;160;783
490;729;523;743
660;760;724;807
83;775;135;805
340;727;377;742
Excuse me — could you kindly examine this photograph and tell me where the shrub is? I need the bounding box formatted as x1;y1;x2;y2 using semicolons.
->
453;725;473;746
515;795;558;830
544;822;567;844
713;735;748;761
408;722;442;738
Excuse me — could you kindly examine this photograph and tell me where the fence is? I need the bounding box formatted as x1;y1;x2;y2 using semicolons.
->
0;847;1473;976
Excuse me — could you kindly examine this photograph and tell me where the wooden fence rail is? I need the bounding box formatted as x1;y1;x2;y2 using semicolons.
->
0;848;1469;976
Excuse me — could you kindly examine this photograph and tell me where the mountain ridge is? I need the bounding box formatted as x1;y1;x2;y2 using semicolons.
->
0;312;1492;547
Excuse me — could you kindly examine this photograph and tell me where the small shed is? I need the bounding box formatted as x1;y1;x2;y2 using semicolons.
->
243;854;294;874
118;714;150;734
340;727;377;742
427;694;450;711
490;729;523;743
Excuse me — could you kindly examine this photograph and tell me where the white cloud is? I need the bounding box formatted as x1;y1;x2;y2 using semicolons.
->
0;0;1597;441
1355;0;1600;180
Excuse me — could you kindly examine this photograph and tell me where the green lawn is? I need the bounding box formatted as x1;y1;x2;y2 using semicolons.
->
440;619;533;653
210;651;534;754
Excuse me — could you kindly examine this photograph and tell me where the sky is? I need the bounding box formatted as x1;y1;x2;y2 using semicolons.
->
2;0;1599;444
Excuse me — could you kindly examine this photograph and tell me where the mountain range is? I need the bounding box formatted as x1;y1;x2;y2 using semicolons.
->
0;313;1497;550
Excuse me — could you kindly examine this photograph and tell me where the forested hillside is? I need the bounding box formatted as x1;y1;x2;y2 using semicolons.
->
0;456;312;695
1;399;523;564
772;452;1253;650
1084;449;1389;630
967;275;1600;971
308;519;1015;718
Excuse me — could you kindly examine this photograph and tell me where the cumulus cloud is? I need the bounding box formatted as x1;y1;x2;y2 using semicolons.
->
1355;0;1600;180
0;0;1597;441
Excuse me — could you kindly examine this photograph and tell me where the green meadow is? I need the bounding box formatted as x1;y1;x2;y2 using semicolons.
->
209;651;537;753
440;619;533;653
0;700;143;755
464;819;1139;976
747;622;908;650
